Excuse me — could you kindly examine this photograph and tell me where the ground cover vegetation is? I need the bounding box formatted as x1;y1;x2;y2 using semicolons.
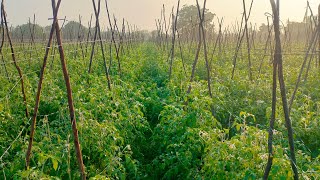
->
0;0;320;179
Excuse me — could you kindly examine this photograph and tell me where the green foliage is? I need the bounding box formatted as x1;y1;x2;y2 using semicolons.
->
61;21;89;40
177;5;215;31
147;103;214;179
0;42;319;180
202;126;292;179
11;23;45;40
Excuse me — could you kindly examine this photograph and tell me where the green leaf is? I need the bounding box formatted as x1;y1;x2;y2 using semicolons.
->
236;124;242;131
52;158;58;171
240;111;246;117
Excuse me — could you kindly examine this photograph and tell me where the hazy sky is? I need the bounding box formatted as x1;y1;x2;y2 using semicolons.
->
4;0;320;30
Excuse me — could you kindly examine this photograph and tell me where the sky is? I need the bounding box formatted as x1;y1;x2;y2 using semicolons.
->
4;0;320;31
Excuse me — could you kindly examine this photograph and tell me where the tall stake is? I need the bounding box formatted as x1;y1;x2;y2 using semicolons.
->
92;0;112;90
242;0;253;81
105;0;122;77
196;0;214;115
88;8;99;73
168;0;180;80
2;0;29;118
0;12;9;81
318;4;320;66
177;29;187;77
258;16;273;75
263;18;277;180
187;14;202;95
269;0;299;179
25;0;62;170
289;26;318;113
231;0;253;80
85;14;93;56
52;0;86;178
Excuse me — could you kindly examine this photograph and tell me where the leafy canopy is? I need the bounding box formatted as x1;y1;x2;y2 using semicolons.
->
177;4;215;30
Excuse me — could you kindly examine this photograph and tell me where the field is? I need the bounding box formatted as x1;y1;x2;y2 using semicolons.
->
1;0;320;179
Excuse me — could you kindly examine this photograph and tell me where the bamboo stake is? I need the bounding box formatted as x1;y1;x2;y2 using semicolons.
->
52;0;86;178
269;1;299;179
25;0;62;170
2;0;29;118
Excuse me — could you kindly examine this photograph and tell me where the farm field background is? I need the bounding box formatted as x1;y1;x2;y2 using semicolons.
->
0;0;320;179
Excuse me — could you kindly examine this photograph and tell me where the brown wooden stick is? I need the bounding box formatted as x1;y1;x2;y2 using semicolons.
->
88;6;99;74
75;15;85;60
177;29;187;77
105;0;122;76
92;0;112;90
318;4;320;67
242;0;253;81
289;25;319;113
85;14;93;56
231;0;253;80
25;0;62;170
1;0;29;118
263;16;278;180
196;0;214;115
187;8;202;96
168;0;180;80
304;37;318;81
112;16;123;76
270;1;299;179
52;0;86;178
0;12;9;81
258;16;273;75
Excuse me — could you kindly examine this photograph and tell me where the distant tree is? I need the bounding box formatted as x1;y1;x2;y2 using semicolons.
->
11;24;44;41
258;23;268;33
44;25;52;34
285;21;310;43
257;16;315;43
256;23;270;41
61;21;88;41
150;30;158;40
177;5;215;31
